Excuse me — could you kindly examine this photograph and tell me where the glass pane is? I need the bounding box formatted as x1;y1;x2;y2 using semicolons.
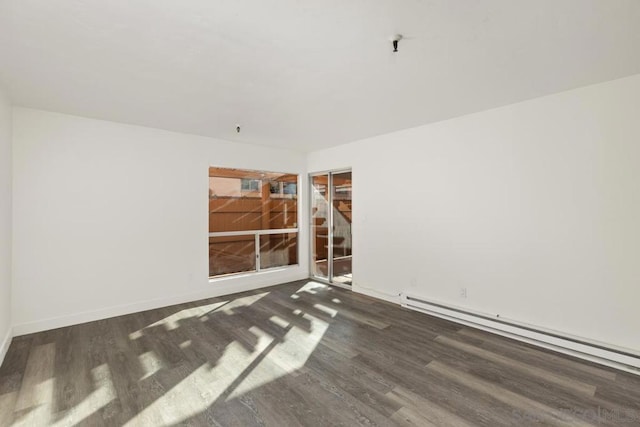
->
332;172;352;285
259;233;298;269
209;236;256;277
311;175;329;279
209;168;298;232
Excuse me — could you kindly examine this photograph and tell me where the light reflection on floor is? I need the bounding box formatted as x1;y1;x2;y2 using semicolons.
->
125;281;332;426
2;281;338;426
11;361;116;427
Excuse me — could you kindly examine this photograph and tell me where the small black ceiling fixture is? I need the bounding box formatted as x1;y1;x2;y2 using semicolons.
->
392;34;403;52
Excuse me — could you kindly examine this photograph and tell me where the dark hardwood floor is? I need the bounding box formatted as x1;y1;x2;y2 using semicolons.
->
1;280;639;426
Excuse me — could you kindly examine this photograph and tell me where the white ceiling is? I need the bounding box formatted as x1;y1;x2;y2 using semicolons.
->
1;1;639;152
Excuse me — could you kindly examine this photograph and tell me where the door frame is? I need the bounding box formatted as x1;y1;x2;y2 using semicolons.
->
308;168;352;289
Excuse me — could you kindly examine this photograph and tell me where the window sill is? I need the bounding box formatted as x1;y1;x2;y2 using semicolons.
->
208;264;301;284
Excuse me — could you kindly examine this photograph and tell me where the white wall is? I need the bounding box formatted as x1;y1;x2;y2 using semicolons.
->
0;83;12;360
12;108;308;334
308;73;640;352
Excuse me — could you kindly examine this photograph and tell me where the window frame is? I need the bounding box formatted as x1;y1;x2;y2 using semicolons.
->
208;167;301;279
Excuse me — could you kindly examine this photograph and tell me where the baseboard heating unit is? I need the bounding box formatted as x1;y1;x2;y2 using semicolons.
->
401;293;640;375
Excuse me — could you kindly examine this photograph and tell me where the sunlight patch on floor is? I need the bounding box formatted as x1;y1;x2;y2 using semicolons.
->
51;364;116;426
139;351;165;380
218;292;269;315
12;343;55;426
0;391;17;426
129;293;269;339
297;281;329;293
10;349;116;427
138;300;230;332
125;285;331;425
124;334;271;426
269;315;290;329
227;311;329;400
313;303;338;317
11;377;54;427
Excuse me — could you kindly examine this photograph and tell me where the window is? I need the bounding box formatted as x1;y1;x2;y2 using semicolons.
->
269;181;282;195
209;167;299;277
269;181;298;197
241;178;261;192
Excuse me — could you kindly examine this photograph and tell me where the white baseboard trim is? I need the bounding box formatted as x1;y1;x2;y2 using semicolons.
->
0;327;12;368
352;284;401;305
402;293;640;376
13;271;307;336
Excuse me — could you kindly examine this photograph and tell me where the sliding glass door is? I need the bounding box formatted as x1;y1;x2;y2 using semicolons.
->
331;171;352;284
310;174;330;280
310;170;352;286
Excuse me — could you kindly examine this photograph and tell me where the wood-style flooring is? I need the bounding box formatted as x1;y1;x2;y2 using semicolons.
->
1;280;639;426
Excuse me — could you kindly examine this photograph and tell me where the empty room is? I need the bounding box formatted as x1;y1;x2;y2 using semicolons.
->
1;1;640;426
